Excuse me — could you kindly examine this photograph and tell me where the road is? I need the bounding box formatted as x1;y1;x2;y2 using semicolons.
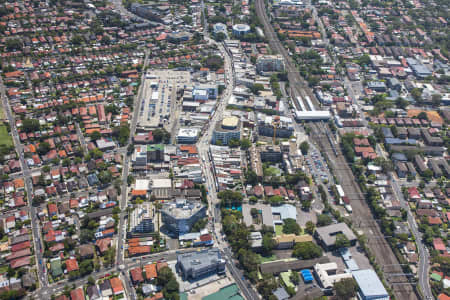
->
390;177;432;299
117;49;150;268
0;76;48;294
31;249;185;298
255;1;419;299
196;3;258;298
75;122;88;153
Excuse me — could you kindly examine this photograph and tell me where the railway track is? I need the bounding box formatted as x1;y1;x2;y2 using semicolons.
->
255;0;419;299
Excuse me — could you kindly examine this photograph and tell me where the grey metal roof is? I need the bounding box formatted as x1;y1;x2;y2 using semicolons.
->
352;269;389;299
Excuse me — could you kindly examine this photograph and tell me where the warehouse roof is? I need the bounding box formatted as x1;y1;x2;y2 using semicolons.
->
352;269;389;299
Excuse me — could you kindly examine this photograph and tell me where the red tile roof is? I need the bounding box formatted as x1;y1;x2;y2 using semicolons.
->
65;258;79;272
110;277;124;294
144;264;157;280
130;267;144;283
70;287;84;300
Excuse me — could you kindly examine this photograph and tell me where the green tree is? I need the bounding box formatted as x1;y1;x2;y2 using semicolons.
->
113;125;130;146
411;88;423;104
79;260;93;276
317;214;333;227
157;267;179;300
357;54;370;66
190;218;207;232
228;138;240;148
335;233;350;248
240;138;251;150
71;34;84;45
290;270;300;285
300;141;309;155
417;111;428;120
292;242;322;259
245;169;258;185
282;218;301;235
395;97;409;109
22;119;40;133
305;221;315;234
250;83;264;95
152;128;171;143
5;38;23;51
268;195;284;205
262;233;276;256
218;190;243;207
431;94;442;107
334;278;358;300
90;130;101;141
37;142;51;155
80;229;94;243
99;170;113;184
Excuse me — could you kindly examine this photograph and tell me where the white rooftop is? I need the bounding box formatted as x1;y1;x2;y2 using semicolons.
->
152;178;172;189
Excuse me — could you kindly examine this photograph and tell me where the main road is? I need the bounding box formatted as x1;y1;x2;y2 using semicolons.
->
196;4;258;298
255;1;419;299
116;49;150;267
0;76;48;295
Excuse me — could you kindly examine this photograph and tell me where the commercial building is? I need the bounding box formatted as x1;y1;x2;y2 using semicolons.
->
257;114;294;138
147;144;164;161
161;198;206;235
193;84;218;100
314;223;357;250
212;116;241;145
177;128;200;144
177;248;226;280
213;23;227;37
406;58;432;79
129;203;155;235
151;178;172;200
167;31;192;43
260;145;282;162
352;269;389;300
96;139;115;151
232;24;251;36
256;55;285;73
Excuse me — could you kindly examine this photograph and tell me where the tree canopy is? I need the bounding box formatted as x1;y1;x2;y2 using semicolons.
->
317;214;333;227
292;242;323;259
218;190;243;208
282;218;301;235
334;278;358;300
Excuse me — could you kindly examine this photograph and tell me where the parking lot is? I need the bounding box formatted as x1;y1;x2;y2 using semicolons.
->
305;146;330;184
138;69;191;130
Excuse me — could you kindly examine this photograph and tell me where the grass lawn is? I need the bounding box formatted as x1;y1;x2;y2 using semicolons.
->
265;166;280;177
275;224;283;236
0;124;12;147
258;254;277;264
